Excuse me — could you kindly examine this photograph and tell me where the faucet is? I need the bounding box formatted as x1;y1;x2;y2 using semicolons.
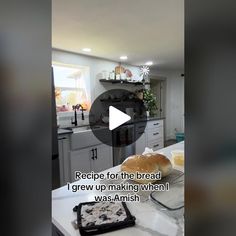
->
71;104;85;126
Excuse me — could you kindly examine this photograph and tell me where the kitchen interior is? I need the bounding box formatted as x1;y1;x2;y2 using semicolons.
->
52;1;184;235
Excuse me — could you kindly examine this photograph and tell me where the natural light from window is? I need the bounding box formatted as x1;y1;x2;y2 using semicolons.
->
52;63;91;112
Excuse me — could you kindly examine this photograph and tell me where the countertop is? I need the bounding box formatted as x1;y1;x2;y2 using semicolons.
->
127;116;165;124
58;116;165;132
146;116;165;121
57;128;73;135
52;142;184;236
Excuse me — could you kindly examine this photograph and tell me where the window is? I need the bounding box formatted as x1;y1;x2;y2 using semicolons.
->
52;63;91;112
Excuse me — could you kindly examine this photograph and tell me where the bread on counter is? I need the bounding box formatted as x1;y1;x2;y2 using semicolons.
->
121;153;172;184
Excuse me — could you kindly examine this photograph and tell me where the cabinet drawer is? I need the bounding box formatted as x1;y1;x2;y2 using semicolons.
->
147;138;164;151
147;119;163;129
147;126;163;141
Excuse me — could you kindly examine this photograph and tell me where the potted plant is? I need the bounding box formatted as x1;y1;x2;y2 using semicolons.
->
143;89;157;116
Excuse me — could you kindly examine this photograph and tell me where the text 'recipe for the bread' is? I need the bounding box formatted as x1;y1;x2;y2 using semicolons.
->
67;153;173;202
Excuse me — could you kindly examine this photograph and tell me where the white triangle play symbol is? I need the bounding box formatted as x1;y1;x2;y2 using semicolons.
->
109;106;131;130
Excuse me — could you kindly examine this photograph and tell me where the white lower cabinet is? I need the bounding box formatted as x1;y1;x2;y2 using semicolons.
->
58;135;70;186
70;148;92;181
146;120;164;151
91;144;113;172
70;144;113;182
135;119;164;154
135;122;146;154
135;132;146;154
147;138;164;151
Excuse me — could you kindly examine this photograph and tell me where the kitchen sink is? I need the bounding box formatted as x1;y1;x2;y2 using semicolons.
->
69;125;111;150
72;126;91;133
66;125;104;134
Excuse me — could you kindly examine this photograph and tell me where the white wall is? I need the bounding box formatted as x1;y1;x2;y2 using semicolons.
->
150;69;184;140
52;49;142;102
52;49;143;127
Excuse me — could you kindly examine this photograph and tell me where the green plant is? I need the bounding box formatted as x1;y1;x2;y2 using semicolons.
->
143;89;157;115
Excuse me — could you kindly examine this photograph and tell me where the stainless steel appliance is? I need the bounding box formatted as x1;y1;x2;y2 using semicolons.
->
112;124;135;166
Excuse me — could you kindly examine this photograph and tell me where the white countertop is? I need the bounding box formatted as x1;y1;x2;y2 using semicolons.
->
52;142;184;236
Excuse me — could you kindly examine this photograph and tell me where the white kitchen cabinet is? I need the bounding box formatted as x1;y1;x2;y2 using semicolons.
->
135;132;146;154
147;138;164;151
70;144;113;182
91;144;113;172
134;119;164;154
135;122;147;154
70;148;92;181
58;135;70;186
145;119;164;151
146;119;163;129
146;126;163;143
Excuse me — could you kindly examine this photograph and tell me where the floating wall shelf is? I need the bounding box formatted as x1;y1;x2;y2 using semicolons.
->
100;98;142;103
99;79;150;86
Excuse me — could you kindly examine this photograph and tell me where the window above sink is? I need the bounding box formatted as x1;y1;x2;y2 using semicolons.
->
52;62;91;113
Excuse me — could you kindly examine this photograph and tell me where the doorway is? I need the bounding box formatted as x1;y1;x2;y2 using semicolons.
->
149;77;166;118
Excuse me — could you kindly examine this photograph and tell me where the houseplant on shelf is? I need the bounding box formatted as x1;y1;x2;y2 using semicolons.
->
143;89;157;116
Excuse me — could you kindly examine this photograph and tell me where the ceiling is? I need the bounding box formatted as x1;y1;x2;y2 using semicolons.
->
52;0;184;70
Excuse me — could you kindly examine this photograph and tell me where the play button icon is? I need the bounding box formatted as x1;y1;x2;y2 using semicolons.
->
109;106;131;130
89;89;147;147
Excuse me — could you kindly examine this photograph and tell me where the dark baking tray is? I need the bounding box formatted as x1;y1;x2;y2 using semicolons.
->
75;201;136;236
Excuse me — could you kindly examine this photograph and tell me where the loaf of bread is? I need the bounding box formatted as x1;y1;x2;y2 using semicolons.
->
121;153;172;183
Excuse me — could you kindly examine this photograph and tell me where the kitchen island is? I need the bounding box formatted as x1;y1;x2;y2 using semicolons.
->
52;142;184;236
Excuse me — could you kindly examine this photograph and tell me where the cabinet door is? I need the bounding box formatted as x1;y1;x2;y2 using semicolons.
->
135;131;146;154
91;144;113;173
58;135;70;186
58;138;64;186
70;148;92;182
135;122;147;154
